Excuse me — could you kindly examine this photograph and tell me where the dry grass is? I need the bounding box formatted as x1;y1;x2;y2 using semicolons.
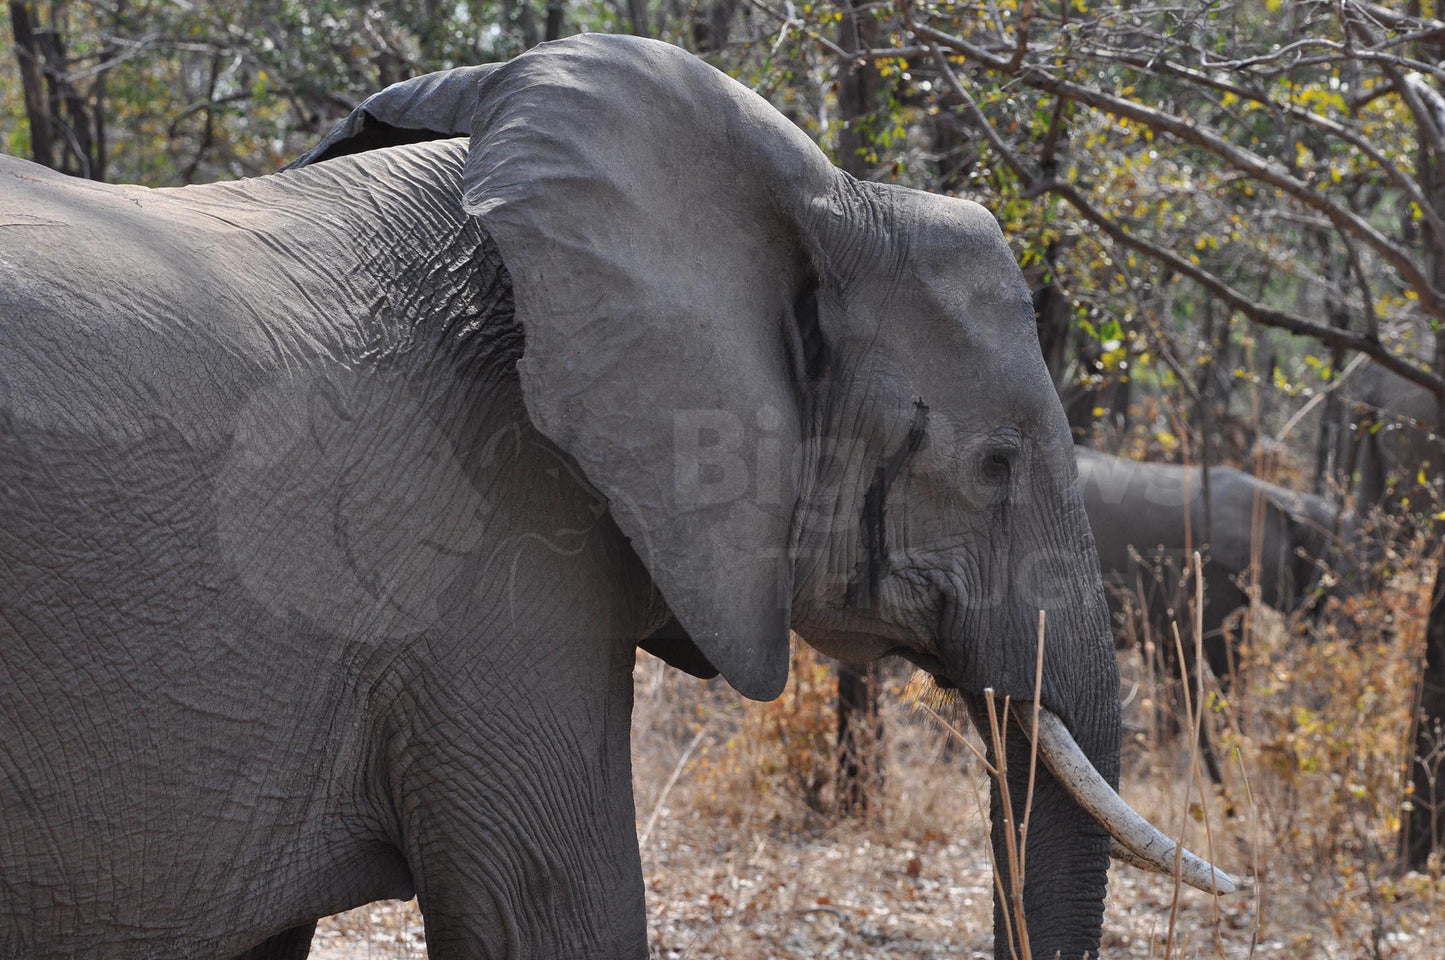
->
314;558;1445;958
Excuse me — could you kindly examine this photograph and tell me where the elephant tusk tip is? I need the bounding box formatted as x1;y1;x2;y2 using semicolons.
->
1203;868;1241;896
1110;839;1242;895
1036;710;1249;898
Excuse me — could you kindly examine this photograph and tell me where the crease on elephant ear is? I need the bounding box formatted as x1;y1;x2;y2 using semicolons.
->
452;35;846;701
283;64;503;170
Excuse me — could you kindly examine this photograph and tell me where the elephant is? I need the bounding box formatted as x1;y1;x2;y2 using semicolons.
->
1348;362;1445;514
0;35;1232;960
1078;447;1341;687
1076;448;1342;782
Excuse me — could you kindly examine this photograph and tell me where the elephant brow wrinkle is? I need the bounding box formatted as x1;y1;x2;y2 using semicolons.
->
845;399;930;610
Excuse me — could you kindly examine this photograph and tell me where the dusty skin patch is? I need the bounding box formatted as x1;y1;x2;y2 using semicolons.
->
313;637;1444;959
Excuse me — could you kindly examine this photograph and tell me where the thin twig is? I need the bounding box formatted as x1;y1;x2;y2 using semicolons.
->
1235;748;1263;957
918;701;997;774
639;725;707;852
985;689;1030;960
961;740;1018;960
1190;552;1224;935
1018;610;1046;880
903;21;1445;317
1164;620;1193;958
1275;352;1369;442
741;0;859;61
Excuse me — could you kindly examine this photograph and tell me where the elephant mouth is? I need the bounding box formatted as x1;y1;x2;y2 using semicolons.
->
890;646;951;680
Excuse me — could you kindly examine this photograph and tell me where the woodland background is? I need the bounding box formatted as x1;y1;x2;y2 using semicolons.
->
3;1;1444;956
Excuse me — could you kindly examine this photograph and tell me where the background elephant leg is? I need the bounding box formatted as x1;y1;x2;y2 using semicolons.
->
1143;605;1226;785
1173;624;1227;786
1195;716;1225;786
230;922;316;960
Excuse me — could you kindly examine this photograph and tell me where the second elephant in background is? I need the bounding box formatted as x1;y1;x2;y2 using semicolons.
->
1077;447;1341;690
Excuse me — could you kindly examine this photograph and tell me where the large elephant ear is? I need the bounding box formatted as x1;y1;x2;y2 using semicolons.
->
462;36;841;701
291;36;842;700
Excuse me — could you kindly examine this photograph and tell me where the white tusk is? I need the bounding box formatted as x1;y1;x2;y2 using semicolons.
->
1030;708;1239;895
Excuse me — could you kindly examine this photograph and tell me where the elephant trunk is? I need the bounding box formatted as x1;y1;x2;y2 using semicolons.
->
948;434;1236;955
970;467;1124;957
969;696;1238;960
969;680;1115;959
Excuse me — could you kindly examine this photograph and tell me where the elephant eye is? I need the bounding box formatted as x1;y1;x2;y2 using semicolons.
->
981;450;1013;487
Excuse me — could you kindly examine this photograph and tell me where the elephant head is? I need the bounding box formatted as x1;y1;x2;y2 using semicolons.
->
292;34;1233;957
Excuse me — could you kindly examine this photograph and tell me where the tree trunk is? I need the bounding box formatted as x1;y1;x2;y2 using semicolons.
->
833;0;884;819
544;0;564;42
500;0;541;50
692;0;737;53
1403;569;1445;871
47;29;95;179
520;3;540;49
1397;60;1445;875
626;0;650;38
92;44;109;182
10;0;56;168
1032;247;1071;387
835;0;877;179
1308;229;1351;493
836;661;882;816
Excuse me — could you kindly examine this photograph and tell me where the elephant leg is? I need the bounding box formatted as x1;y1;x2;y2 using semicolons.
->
406;804;647;960
386;639;647;960
230;923;316;960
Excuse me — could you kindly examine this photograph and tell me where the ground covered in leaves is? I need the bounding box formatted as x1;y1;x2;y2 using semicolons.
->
312;607;1444;959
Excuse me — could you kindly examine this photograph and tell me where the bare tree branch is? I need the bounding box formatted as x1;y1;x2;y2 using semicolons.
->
1033;177;1445;398
899;13;1445;316
1072;44;1445;246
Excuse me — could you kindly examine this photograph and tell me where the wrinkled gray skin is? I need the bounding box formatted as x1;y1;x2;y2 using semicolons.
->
0;36;1119;960
1078;448;1339;686
1349;363;1445;514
